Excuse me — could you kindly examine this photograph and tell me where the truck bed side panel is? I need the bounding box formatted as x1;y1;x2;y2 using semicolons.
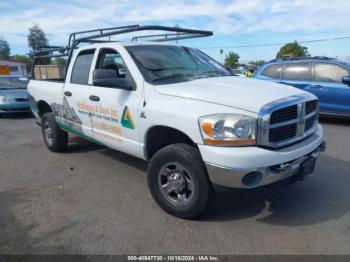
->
28;80;64;118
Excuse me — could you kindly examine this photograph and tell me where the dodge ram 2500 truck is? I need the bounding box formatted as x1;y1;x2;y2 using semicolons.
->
28;25;326;218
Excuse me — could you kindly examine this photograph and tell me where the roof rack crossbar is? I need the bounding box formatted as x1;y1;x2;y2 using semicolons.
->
152;33;209;42
69;25;212;45
131;32;206;42
33;53;69;59
34;25;212;56
78;39;118;44
70;25;138;35
33;47;68;54
132;32;182;41
68;25;139;46
268;56;335;63
32;24;213;76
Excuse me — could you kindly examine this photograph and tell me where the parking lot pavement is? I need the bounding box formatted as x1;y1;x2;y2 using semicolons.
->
0;114;350;255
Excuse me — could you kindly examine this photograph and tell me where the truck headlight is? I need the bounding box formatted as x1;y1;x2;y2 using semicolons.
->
199;114;257;146
0;96;8;103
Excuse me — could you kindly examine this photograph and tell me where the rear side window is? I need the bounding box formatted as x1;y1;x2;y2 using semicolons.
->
261;64;283;78
314;63;349;83
282;62;311;81
71;49;95;84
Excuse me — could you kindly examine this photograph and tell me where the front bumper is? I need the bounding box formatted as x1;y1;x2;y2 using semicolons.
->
201;124;325;189
0;102;31;114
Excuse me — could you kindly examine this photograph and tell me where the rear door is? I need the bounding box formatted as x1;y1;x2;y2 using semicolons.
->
87;47;143;157
280;62;313;89
59;49;96;139
306;62;350;115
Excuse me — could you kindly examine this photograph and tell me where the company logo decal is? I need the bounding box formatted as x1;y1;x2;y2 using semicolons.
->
121;106;135;129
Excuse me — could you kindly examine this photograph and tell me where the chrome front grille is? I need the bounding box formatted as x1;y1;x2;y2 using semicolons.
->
305;100;317;115
258;94;319;148
269;123;297;142
270;104;297;124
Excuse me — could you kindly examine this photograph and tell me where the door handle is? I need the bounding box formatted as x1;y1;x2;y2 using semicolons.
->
89;95;100;102
64;91;72;96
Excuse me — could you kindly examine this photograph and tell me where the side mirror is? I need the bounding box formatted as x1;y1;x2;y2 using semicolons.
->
342;76;350;86
93;69;133;90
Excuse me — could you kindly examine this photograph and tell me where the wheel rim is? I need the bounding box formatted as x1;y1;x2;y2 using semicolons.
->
44;120;54;147
158;162;195;206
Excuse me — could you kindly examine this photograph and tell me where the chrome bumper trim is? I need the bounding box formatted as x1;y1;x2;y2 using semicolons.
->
205;141;325;189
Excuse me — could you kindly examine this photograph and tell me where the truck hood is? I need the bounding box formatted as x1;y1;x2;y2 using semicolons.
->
153;76;305;113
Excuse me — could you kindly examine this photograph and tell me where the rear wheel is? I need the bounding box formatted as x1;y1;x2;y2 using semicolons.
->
147;143;211;219
41;112;68;152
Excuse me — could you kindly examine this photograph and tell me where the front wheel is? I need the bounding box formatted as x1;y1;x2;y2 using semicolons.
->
147;143;211;219
41;112;68;152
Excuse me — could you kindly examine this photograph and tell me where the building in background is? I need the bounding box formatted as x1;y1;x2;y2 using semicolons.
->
0;59;27;76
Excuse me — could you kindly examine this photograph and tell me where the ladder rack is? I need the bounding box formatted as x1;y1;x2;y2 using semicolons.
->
32;24;213;76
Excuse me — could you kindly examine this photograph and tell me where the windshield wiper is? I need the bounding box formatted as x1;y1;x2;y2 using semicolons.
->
148;66;195;72
151;73;194;82
199;70;230;77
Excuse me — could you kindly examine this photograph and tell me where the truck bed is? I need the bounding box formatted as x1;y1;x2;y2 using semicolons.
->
28;80;65;117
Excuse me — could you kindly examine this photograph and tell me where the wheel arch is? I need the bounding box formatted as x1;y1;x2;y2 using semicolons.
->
37;100;52;117
144;125;197;160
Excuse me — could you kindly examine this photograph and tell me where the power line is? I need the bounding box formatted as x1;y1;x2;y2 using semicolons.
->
198;36;350;50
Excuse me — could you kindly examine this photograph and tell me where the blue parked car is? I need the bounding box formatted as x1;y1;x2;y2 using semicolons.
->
0;75;30;115
254;57;350;117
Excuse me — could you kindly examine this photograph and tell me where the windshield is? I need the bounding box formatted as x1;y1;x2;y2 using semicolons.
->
0;76;29;89
341;62;350;70
126;45;231;84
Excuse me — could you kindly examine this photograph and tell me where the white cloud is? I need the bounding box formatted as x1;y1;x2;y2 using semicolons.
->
1;0;350;52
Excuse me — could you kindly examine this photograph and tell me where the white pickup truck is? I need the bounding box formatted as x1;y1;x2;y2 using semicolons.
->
28;26;325;218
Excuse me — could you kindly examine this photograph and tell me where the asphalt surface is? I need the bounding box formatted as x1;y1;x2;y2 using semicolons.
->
1;114;350;255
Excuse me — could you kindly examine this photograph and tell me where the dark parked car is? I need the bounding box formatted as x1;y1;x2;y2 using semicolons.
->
0;75;30;115
254;57;350;117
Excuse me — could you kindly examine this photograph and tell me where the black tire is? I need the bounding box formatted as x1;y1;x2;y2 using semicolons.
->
147;143;211;219
41;112;68;152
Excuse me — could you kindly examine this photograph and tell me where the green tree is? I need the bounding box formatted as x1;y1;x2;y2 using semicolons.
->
256;60;266;66
224;52;240;68
0;37;10;59
28;24;48;50
54;57;67;66
27;24;50;64
276;41;309;58
12;54;32;72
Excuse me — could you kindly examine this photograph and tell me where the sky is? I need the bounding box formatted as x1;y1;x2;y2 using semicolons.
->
1;0;350;63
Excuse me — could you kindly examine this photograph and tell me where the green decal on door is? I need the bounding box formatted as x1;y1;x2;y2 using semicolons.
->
121;106;135;129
